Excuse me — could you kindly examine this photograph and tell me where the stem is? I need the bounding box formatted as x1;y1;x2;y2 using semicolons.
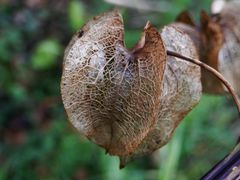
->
166;50;240;114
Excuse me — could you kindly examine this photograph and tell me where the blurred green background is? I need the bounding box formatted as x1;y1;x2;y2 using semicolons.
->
0;0;239;179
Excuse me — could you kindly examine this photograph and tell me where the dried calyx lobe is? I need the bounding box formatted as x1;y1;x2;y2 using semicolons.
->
120;25;202;166
61;10;202;166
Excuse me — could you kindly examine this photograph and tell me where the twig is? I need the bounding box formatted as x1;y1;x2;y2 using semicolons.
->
166;50;240;114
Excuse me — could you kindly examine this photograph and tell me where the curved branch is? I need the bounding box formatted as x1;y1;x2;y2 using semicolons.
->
166;50;240;114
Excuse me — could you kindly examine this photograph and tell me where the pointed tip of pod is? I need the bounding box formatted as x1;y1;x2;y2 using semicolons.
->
144;21;152;29
119;157;128;169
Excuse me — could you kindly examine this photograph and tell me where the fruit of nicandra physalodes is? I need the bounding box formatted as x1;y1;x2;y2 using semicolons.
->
200;0;240;94
212;0;240;93
61;10;202;166
61;10;166;156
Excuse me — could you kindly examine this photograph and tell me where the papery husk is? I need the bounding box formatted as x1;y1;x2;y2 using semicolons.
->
61;11;166;157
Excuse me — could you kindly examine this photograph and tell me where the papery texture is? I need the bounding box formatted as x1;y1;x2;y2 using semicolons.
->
61;11;166;156
120;26;202;165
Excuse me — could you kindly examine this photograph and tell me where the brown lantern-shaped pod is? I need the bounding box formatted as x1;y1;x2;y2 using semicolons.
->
61;9;240;177
200;0;240;94
61;10;204;166
61;11;167;157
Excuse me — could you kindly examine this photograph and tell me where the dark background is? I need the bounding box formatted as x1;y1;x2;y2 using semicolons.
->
0;0;239;179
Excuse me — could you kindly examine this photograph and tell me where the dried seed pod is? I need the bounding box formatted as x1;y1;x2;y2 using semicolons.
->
200;0;240;93
213;1;240;93
200;11;225;93
61;10;202;167
120;25;202;166
61;10;166;156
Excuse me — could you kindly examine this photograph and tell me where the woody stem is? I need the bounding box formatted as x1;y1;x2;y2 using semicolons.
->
166;50;240;114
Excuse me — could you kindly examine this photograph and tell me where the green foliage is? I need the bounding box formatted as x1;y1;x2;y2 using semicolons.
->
31;39;62;70
0;29;23;62
0;0;238;180
68;0;85;31
124;30;141;49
